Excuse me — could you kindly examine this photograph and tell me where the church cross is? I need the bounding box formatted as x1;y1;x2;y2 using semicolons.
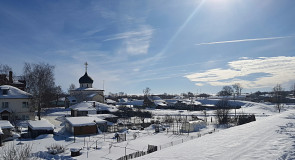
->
84;62;88;72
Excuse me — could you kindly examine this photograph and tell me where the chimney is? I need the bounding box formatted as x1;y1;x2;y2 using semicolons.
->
93;102;95;108
9;71;13;83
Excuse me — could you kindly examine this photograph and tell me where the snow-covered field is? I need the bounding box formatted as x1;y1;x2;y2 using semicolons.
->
1;102;294;160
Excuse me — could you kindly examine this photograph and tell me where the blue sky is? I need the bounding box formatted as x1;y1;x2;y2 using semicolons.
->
1;0;295;95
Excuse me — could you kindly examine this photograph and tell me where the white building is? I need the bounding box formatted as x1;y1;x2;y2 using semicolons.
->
67;63;104;107
0;85;35;120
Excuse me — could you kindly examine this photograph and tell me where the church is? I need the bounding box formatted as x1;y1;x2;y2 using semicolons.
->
66;62;104;107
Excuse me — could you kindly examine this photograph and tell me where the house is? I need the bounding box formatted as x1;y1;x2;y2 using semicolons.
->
0;120;13;145
65;117;98;135
0;71;26;91
65;96;77;108
68;63;104;106
69;101;118;117
69;101;97;117
143;96;167;107
87;114;118;131
0;85;35;120
28;120;54;138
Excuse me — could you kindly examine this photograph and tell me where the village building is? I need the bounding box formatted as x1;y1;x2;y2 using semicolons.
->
0;85;35;121
28;119;54;138
66;62;104;107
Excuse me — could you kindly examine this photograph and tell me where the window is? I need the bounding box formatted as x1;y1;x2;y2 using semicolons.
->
22;102;29;108
3;89;8;95
2;102;9;108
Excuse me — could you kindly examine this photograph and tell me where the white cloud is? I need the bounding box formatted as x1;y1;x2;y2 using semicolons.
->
105;26;154;55
184;56;295;89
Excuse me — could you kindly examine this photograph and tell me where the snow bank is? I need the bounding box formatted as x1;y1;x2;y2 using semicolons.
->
138;109;295;160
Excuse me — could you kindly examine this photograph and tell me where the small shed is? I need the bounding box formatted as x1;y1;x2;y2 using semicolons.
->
181;120;206;132
0;120;13;140
65;117;98;135
28;120;54;138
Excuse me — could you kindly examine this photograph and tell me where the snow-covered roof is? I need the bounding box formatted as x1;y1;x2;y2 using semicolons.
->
69;101;97;112
73;87;103;91
65;117;106;126
0;120;13;129
66;117;96;127
87;114;117;119
93;101;118;112
69;101;117;112
106;99;117;104
12;80;24;85
154;100;167;106
0;85;32;99
0;108;12;113
28;120;54;130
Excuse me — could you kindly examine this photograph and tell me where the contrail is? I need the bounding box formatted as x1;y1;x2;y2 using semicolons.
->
196;35;294;45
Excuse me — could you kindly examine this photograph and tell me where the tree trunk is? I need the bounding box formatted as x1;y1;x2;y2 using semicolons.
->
38;103;41;120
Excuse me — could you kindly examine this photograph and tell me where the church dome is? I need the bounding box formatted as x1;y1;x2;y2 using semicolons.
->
79;72;93;84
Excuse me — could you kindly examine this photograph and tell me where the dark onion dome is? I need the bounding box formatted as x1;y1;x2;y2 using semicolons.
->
79;72;94;84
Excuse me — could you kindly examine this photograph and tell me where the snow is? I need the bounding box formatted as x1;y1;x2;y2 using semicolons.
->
87;114;117;119
65;117;97;127
0;128;3;134
70;101;118;113
1;101;295;160
69;101;97;112
0;85;32;99
0;120;13;129
28;119;54;130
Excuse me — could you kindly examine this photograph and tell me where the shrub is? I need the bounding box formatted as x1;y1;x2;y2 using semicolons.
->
46;144;65;155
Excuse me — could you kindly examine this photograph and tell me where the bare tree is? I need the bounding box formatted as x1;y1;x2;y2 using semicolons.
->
214;99;231;124
0;64;12;75
143;87;151;96
232;83;243;96
23;63;56;120
143;87;152;107
272;84;285;113
54;85;63;107
218;86;234;96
